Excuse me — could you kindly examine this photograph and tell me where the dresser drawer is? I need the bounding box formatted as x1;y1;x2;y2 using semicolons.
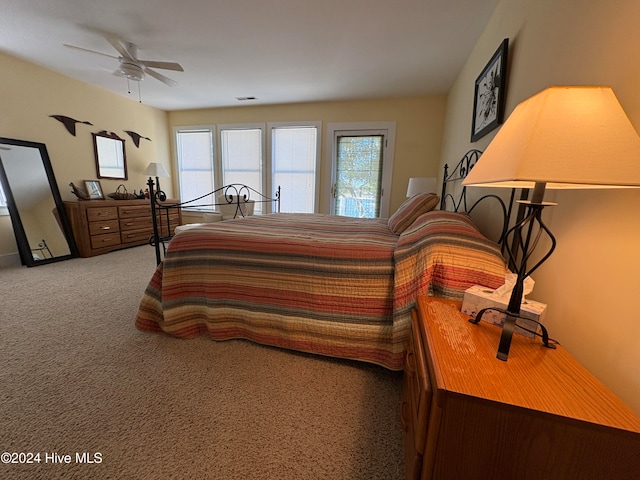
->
88;219;120;236
118;204;151;218
402;325;423;480
90;232;121;249
156;212;181;234
409;309;432;453
86;206;118;222
121;228;152;244
120;216;155;231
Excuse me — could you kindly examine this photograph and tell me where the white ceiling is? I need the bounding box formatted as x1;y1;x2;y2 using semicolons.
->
0;0;499;111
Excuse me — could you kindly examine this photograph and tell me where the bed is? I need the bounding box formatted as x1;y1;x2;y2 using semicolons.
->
135;150;511;370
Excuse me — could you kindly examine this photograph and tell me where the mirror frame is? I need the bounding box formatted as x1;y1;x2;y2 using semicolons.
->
92;130;128;180
0;137;78;267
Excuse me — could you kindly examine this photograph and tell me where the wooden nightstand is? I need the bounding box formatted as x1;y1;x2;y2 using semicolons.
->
401;296;640;480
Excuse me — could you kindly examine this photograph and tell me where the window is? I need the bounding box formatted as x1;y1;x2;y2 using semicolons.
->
220;126;263;188
175;127;215;211
176;122;321;214
270;123;320;213
219;125;264;212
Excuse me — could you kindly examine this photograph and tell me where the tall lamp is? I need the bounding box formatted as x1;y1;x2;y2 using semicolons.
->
406;177;437;197
462;86;640;361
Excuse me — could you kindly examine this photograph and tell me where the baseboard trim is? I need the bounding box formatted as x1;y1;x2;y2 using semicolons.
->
0;252;21;268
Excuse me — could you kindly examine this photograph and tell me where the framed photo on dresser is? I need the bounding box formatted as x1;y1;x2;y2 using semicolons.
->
84;180;104;200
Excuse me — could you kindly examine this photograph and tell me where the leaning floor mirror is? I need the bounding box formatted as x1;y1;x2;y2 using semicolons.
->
0;137;77;266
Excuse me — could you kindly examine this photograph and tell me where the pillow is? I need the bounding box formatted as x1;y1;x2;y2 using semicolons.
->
388;193;439;234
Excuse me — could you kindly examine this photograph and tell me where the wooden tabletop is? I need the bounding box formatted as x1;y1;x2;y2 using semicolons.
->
417;296;640;433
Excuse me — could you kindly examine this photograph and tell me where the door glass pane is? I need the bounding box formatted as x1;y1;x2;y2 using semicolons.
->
272;126;317;213
176;129;215;211
334;135;383;218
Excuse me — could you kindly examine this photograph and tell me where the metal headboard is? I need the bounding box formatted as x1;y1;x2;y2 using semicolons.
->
440;149;522;267
147;181;281;265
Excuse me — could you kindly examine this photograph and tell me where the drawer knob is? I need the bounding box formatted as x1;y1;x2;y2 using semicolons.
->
405;350;416;373
101;226;111;230
400;400;409;431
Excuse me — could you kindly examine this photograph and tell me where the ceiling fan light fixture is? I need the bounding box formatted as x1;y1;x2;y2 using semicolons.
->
64;36;181;87
119;62;144;81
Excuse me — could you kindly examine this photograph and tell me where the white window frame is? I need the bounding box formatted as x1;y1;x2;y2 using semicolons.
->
174;125;216;211
217;123;266;196
324;121;396;217
267;121;322;213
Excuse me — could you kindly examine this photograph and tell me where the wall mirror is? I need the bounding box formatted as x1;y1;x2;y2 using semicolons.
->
0;137;77;266
92;131;127;180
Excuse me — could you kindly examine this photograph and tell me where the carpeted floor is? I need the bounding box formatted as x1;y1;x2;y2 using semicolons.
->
0;246;404;479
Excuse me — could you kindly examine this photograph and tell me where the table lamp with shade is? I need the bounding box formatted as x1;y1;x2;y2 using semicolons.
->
462;86;640;360
143;162;170;196
406;177;437;197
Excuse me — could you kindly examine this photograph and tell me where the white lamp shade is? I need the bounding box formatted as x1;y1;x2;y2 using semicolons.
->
143;162;170;177
406;177;437;197
462;86;640;189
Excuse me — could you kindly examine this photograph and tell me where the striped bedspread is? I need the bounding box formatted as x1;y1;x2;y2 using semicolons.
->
135;211;507;370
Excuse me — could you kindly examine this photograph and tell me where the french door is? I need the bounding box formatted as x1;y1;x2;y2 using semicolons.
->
327;123;395;218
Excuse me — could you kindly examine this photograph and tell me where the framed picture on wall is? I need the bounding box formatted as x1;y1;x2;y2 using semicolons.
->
84;180;104;200
471;38;509;142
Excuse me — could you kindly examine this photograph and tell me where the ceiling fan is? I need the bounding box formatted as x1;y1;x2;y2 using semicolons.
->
64;35;183;86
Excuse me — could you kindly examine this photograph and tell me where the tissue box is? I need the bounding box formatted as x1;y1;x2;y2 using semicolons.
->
461;285;546;338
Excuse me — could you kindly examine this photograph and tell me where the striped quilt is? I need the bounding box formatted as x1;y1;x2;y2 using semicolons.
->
135;211;507;370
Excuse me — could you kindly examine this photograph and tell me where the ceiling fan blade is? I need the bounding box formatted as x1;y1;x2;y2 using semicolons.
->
139;60;184;72
63;44;119;59
144;67;177;86
104;34;133;59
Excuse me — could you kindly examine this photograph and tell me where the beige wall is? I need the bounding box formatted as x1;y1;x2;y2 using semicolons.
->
169;96;446;222
440;0;640;413
0;51;171;259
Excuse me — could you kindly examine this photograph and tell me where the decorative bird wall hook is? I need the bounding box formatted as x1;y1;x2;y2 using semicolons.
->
49;115;93;136
124;130;152;148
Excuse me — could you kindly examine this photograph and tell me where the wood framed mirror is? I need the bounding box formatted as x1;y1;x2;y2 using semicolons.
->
92;130;127;180
0;137;78;266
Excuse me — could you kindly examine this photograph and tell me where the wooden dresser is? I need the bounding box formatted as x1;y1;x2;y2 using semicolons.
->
64;198;181;257
401;296;640;480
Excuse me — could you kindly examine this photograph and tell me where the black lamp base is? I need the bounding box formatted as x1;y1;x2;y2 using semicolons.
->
469;307;556;360
471;187;558;360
